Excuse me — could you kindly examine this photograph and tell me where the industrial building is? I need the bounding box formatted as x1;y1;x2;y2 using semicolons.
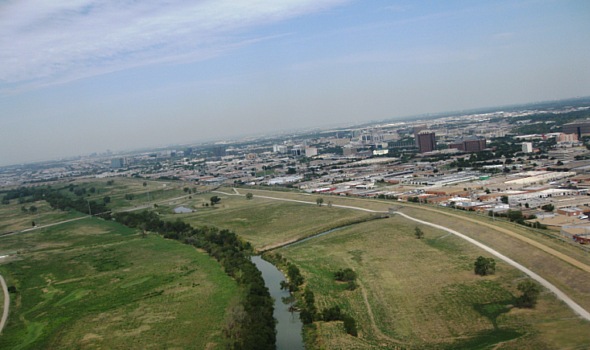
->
563;120;590;139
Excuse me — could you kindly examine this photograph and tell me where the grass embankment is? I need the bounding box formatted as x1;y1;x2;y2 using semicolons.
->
400;206;590;314
162;192;376;250
0;218;237;350
277;215;590;349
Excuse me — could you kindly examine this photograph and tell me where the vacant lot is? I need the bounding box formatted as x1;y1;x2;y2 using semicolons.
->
0;217;237;350
278;215;590;349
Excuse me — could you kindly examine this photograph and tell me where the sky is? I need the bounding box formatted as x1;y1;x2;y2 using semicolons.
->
0;0;589;166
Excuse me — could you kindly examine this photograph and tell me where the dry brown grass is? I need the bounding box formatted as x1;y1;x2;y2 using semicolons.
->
280;215;590;349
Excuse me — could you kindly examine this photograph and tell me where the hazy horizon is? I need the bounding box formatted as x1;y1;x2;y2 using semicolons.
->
1;0;589;166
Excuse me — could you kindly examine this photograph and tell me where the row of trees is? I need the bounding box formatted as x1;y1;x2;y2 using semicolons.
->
2;186;110;217
114;211;275;349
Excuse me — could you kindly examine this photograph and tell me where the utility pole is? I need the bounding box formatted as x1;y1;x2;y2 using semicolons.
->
86;199;92;216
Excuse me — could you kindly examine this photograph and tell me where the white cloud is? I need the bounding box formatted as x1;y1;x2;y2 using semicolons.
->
0;0;347;91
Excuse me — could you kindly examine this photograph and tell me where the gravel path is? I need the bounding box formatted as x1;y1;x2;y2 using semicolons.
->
0;274;9;334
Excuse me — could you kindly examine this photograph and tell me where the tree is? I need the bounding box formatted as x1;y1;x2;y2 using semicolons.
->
183;187;190;193
414;227;424;239
210;196;221;206
316;198;324;206
343;315;358;337
474;256;496;276
334;268;357;282
246;193;253;200
103;196;111;204
541;204;554;212
515;280;540;308
507;210;524;223
500;196;509;204
143;182;147;187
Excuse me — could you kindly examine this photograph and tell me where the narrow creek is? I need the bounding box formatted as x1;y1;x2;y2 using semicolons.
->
251;256;304;350
251;225;356;349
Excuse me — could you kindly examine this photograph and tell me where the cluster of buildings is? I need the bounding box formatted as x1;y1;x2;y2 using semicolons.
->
3;104;590;245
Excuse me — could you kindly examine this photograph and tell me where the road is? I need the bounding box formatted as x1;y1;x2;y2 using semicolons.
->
218;189;590;321
0;274;9;335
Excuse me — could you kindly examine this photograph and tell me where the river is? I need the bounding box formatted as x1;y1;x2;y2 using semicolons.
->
251;256;304;350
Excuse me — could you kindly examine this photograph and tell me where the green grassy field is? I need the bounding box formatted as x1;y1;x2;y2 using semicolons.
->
276;216;590;349
0;217;238;350
161;192;376;250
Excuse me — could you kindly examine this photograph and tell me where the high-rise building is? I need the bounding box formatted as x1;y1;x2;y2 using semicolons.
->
417;132;436;153
110;158;126;168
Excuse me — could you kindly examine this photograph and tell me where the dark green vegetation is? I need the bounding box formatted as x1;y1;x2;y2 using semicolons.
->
515;280;541;309
114;210;276;349
474;256;496;276
0;218;237;349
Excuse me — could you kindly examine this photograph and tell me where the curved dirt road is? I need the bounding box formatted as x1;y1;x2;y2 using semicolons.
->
0;274;9;334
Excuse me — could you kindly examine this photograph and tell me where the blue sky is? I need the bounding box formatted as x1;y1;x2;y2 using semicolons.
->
0;0;589;165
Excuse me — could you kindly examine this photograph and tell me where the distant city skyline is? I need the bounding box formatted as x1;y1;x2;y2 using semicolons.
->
1;0;589;166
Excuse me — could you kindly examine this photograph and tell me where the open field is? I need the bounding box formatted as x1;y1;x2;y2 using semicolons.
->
0;217;237;350
160;191;376;250
277;216;590;349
